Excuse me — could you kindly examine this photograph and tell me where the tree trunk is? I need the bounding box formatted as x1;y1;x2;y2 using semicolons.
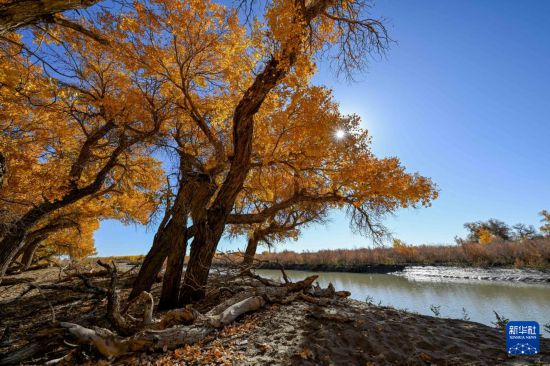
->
127;224;172;302
21;239;41;270
178;222;219;305
158;230;188;310
176;4;324;304
0;0;100;34
0;226;31;283
178;61;296;304
242;235;259;266
11;220;76;274
0;204;51;281
128;185;196;303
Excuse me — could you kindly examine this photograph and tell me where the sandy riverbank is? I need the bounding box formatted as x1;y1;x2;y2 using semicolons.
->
1;266;548;365
142;298;550;366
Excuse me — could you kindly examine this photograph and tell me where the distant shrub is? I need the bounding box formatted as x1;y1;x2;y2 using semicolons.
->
540;210;550;236
491;311;509;329
478;228;493;245
95;255;145;262
429;304;441;317
392;238;416;259
464;219;512;242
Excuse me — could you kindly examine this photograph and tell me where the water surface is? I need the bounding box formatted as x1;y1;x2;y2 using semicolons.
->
257;268;550;336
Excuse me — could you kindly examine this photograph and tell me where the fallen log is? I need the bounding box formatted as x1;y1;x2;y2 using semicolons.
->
209;296;265;328
60;294;267;357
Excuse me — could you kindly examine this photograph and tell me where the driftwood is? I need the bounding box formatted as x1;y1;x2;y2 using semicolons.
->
60;294;266;357
310;282;351;298
60;273;346;358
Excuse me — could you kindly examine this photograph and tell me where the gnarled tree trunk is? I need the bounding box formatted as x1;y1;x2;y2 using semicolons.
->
129;157;209;304
158;229;188;310
178;219;221;304
242;234;260;266
10;219;78;274
0;207;45;282
179;59;299;304
127;223;172;301
0;0;100;34
20;238;42;270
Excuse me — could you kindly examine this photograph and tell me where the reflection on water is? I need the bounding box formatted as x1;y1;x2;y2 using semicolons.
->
257;269;550;336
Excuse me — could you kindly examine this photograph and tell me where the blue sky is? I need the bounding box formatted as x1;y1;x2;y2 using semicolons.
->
94;0;550;256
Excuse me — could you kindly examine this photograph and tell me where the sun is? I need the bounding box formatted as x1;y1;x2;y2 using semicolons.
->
334;129;346;140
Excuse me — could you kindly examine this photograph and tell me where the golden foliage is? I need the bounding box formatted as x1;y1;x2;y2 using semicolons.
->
392;238;415;257
0;0;433;262
0;24;164;258
478;228;493;245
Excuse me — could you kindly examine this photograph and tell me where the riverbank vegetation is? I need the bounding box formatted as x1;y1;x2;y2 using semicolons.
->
244;237;550;270
236;214;550;270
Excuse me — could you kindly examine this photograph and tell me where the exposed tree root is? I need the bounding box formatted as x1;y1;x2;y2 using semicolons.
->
60;272;347;359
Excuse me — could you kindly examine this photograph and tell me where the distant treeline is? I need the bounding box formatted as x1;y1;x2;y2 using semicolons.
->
249;238;550;270
458;212;549;244
242;213;550;270
101;239;550;270
94;255;145;263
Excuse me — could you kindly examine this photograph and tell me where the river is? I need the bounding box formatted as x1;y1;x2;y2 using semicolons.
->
256;267;550;336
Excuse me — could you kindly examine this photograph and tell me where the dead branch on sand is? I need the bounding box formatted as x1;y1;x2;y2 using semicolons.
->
60;267;347;359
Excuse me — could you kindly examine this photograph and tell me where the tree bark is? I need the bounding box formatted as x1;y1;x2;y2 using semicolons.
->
0;0;100;34
158;229;188;310
178;221;220;304
11;219;78;273
242;235;260;266
21;239;42;270
127;224;172;302
0;214;38;283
